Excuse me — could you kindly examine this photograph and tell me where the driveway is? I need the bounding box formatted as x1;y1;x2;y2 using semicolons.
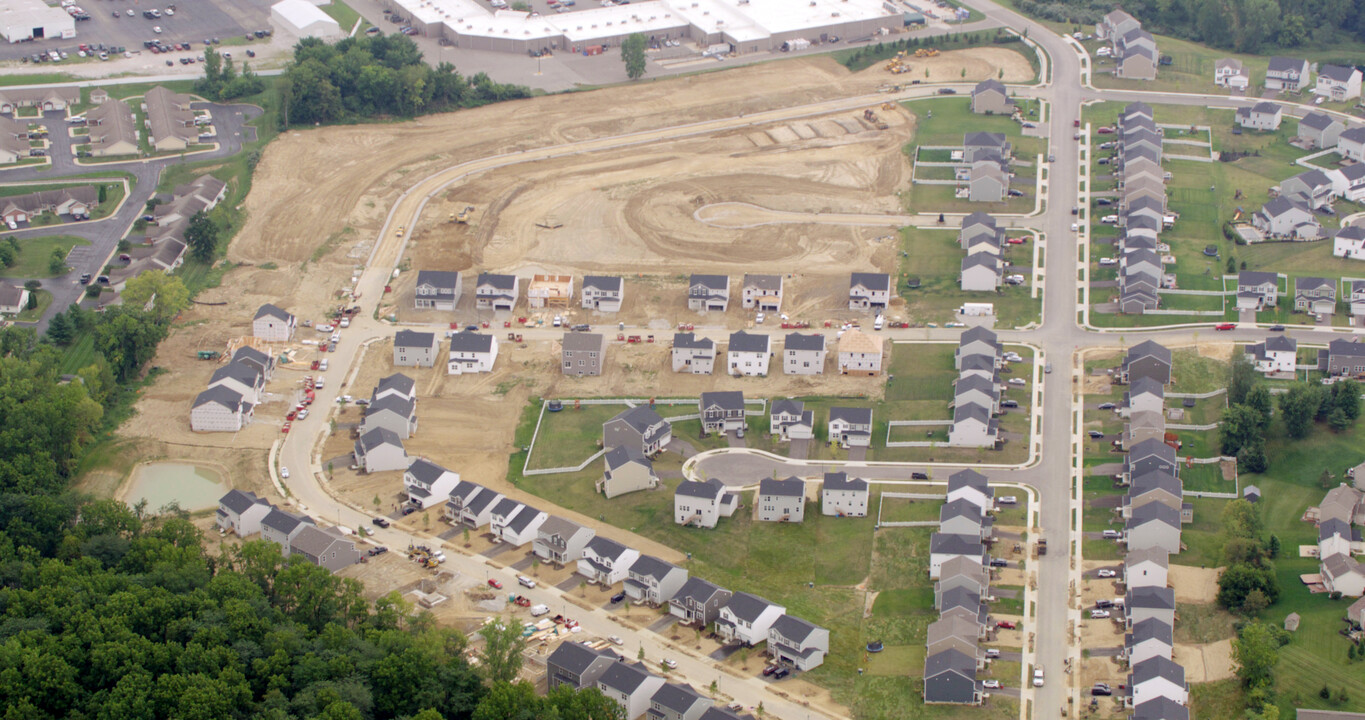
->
647;615;677;634
847;446;868;461
787;438;809;459
481;542;516;559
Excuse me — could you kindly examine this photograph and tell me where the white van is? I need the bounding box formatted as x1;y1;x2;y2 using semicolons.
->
873;314;885;330
530;604;550;617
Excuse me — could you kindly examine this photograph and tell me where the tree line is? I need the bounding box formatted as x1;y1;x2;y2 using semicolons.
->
279;35;532;126
1220;353;1359;474
1013;0;1365;53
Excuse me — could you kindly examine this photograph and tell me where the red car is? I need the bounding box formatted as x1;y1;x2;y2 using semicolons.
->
1215;323;1237;331
1096;127;1115;134
1007;237;1026;245
488;578;504;589
996;620;1017;629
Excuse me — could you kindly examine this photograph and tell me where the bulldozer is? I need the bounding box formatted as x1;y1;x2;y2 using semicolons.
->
455;205;475;224
914;48;940;58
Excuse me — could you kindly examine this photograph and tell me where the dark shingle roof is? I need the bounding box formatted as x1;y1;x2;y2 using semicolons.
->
357;427;404;452
650;683;708;713
823;472;867;493
672;577;727;606
689;273;729;291
675;479;724;500
759;476;805;498
406;458;449;485
728;330;769;354
1127;617;1174;646
629;554;680;582
1127;586;1176;610
376;373;415;397
784;332;825;352
850;272;891;292
476;272;517;290
416;270;461;292
394;329;436;349
548;641;619;675
582;275;622;293
771;614;822;644
673;332;714;350
219;489;266;514
700;390;744;412
829;406;873;425
210;361;263;388
771;398;804;416
931;533;985;556
261;507;311;534
254;303;292;321
604;445;650;471
598;661;654;694
192;385;245;411
1132;697;1188;720
449;331;495;353
584;535;632;562
723;592;782;623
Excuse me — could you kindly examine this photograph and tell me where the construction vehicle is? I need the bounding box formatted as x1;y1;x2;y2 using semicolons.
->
881;102;894;111
455;205;475;224
914;47;939;57
863;108;889;130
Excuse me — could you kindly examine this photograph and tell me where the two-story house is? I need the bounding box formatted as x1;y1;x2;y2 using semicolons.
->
783;332;826;375
687;274;730;312
581;275;624;312
848;272;892;313
599;446;659;499
597;662;666;720
604;405;672;457
1125;618;1175;666
699;390;746;435
403;457;461;509
447;331;499;374
959;212;1002;251
1254;196;1321;239
672;333;716;374
716;592;787;646
474;273;519;311
757;476;806;522
208;361;265;405
490;500;548;547
362;394;417;439
533;515;596;565
955;326;1001;368
353;427;408;473
947;469;994;513
970;78;1014;115
674;478;738;529
960;252;1002;291
1128;656;1188;707
1340;126;1365;162
646;682;712;720
668;577;733;628
1295;276;1336;316
1124;546;1170;589
967;160;1009;203
1235;101;1282;131
260;507;314;555
741;274;783;312
1125;501;1182;554
963;131;1011;163
453;484;504;529
393;330;440;368
953;374;1000;415
726;330;771;376
1236;270;1280;311
546;641;622;691
1315;64;1362;101
769;398;813;441
1123;376;1165;417
1213;58;1249;90
1299;112;1345;150
443;480;489;525
562;332;607;377
216;489;272;536
1280;169;1335;210
838;329;885;375
289;525;361;572
625;554;689;605
827;406;873;448
414;270;462;311
768;615;830;671
929;532;986;579
1122;339;1174;385
1126;586;1178;630
940;499;992;540
821;472;869;517
578;536;641;586
1265;57;1311;91
923;648;981;705
231;346;275;382
252;303;296;342
948;402;998;448
1319;338;1365;377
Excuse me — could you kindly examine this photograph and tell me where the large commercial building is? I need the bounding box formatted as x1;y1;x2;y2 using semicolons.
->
381;0;900;55
271;0;344;40
0;0;75;43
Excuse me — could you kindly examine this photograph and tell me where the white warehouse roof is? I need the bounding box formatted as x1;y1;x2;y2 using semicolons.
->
271;0;342;37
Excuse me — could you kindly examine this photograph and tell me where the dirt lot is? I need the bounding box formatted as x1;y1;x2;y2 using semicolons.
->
1168;564;1221;604
1174;638;1234;682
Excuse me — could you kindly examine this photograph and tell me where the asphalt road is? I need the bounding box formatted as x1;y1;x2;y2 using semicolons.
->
4;101;260;333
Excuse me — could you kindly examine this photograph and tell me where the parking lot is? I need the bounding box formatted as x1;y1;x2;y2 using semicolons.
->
0;0;276;63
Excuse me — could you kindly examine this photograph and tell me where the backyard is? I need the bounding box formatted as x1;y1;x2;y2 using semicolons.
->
897;227;1042;328
899;97;1043;215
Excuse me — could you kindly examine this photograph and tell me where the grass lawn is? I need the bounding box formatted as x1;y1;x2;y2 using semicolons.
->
0;235;90;278
525;403;622;470
877;494;942;523
319;0;364;30
897;227;1041;328
59;333;98;375
898;97;1043;215
14;290;52;322
1169;349;1229;395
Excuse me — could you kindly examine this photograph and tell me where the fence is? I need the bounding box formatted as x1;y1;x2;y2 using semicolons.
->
1184;490;1239;499
876;491;947;528
885;419;953;448
523;449;606;477
1168;423;1219;431
1168;388;1226;399
1182;455;1234;465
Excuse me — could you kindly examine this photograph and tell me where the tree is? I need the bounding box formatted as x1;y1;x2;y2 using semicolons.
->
1233;622;1281;687
98;185;107;203
1246;384;1274;428
472;682;542;720
1330;407;1352;432
1266;534;1281;558
1238;440;1268;474
0;241;14;268
1222;499;1264;540
184;211;219;262
1333;379;1360;421
45;310;74;345
621;33;647;81
478;619;527;685
1279;383;1321;439
48;247;66;276
1226;256;1237;273
1229;353;1258;404
1218;563;1279;610
1241;588;1270;614
120;273;189;323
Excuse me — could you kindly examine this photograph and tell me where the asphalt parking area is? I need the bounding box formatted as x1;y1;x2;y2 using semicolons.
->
1;0;274;62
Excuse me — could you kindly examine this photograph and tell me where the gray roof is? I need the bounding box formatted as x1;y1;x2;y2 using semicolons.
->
1329;338;1365;359
700;707;755;720
1131;655;1185;686
563;332;605;353
290;524;350;557
584;535;632;562
539;515;585;542
673;332;714;350
630;554;680;582
1343;126;1365;144
254;303;292;321
232;345;271;368
582;275;622;292
743;273;782;291
771;398;804;417
673;576;728;606
394;329;436;349
376;373;415;397
1319;64;1358;82
675;478;725;500
972;78;1007;96
1130;470;1181;498
924;647;977;679
784;332;824;352
961;252;1000;272
192;385;246;411
261;507;311;534
505;504;543;533
1292;168;1333;189
1296;276;1334;293
463;487;501;514
955;373;998;399
948;469;990;494
953;401;992;425
1127;586;1176;610
476;272;517;290
219;489;267;514
689;273;729;291
1320;517;1352;541
210;361;263;388
927;615;979;646
448;480;484;504
1133;697;1189;720
365;394;415;420
1127;617;1174;646
829;406;873;425
1299;112;1338;131
850;272;891;292
449;331;495;353
1260;196;1308;219
823;471;867;493
728;330;769;354
1128;500;1181;530
490;498;521;520
650;683;709;714
700;390;745;412
1267;56;1306;73
961;211;997;230
608;405;667;436
723;592;782;623
941;498;986;523
1125;546;1170;569
963;131;1007;148
1129;376;1164;400
959;325;999;348
604;445;651;471
598;661;655;694
931;532;985;556
771;614;823;644
1122;101;1153;119
548;641;619;675
415;270;460;292
357;427;404;453
406;458;449;485
1265;335;1296;353
1126;339;1172;366
759;476;805;498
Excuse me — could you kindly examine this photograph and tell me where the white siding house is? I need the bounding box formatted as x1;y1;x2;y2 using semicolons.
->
252;303;296;342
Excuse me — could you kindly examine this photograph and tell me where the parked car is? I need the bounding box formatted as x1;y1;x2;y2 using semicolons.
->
983;680;1002;689
1090;609;1111;619
608;635;624;645
1215;323;1237;331
985;648;1001;658
1010;378;1027;386
1088;430;1105;439
762;665;778;677
997;496;1018;505
373;517;390;528
1102;529;1122;539
1097;402;1115;410
772;667;789;679
1097;569;1117;578
1268;325;1286;331
488;578;504;589
610;592;626;603
1001;399;1019;408
280;467;290;478
989;558;1009;568
996;620;1016;629
663;659;678;669
517;575;536;589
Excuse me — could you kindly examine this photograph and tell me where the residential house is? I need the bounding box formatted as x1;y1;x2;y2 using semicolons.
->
948;402;998;448
935;556;990;605
526;274;574;308
716;592;787;646
939;586;989;627
215;490;272;536
1122;439;1176;479
625;554;688;605
0;117;25;166
604;405;672;457
393;330;439;368
726;330;771;376
1265;57;1311;91
1298;112;1345;149
403;458;460;509
1316;64;1363;101
1122;340;1173;385
1295;276;1337;315
958;353;1001;383
260;507;314;554
1132;697;1189;720
1236;101;1282;131
1237;270;1281;310
954;374;1000;415
599;446;659;498
699;390;746;435
1322;553;1365;597
769;399;813;441
0;87;78;113
597;662;666;720
578;536;641;586
474;273;519;311
1124;470;1183;518
968;160;1009;203
372;373;416;403
1246;335;1297;374
1214;58;1250;90
1122;175;1168;210
674;478;738;529
1125;376;1165;416
970;78;1014;114
1353;281;1365;319
1124;547;1170;589
533;515;595;565
821;472;869;517
646;682;712;720
1120;285;1160;314
669;577;732;628
699;708;756;720
0;284;28;315
562;332;607;377
741;274;783;312
1319;518;1355;559
1320;339;1365;377
1116;30;1158;80
490;500;548;547
768;615;830;671
783;332;826;375
962;131;1010;163
1320;483;1364;524
1097;8;1141;41
929;533;986;579
923;648;982;705
208;361;265;405
142;85;197;151
0;186;98;222
828;406;873;448
1350;597;1365;628
946;469;994;514
960;252;1002;291
414;270;462;311
546;641;622;691
959;212;1003;251
928;615;986;657
252;303;296;342
1331;165;1365;203
1126;587;1178;630
190;386;253;432
838;329;885;375
151;175;227;232
353;427;408;473
687;274;730;312
581;275;624;312
86;98;138;157
1126;501;1182;553
1128;656;1188;708
757;476;806;522
231;346;275;381
848;272;892;312
453;485;503;529
1339;126;1365;162
354;396;415;445
447;332;498;374
955;327;1001;368
442;480;487;525
672;333;716;374
289;525;361;572
1254;196;1322;239
1280;169;1335;210
940;498;992;540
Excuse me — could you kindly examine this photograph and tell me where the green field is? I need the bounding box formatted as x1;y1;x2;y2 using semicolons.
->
0;235;90;278
14;289;52;322
898;97;1043;215
897;227;1042;328
525;403;624;470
